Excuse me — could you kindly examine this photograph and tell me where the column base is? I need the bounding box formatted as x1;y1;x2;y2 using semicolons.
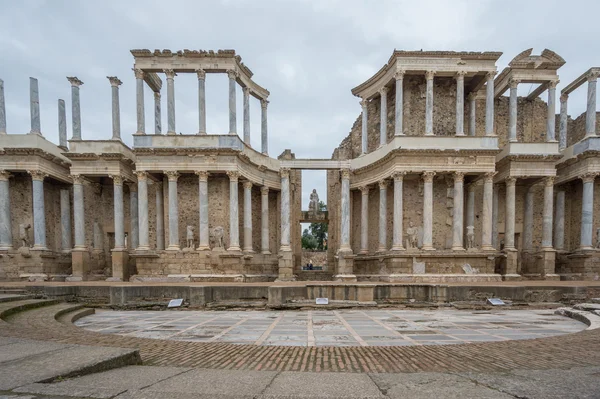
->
377;246;387;253
228;131;237;135
111;249;130;281
261;250;272;255
228;246;242;252
196;245;211;251
197;131;207;135
425;132;434;136
133;131;146;135
277;250;294;281
136;245;151;251
451;246;465;251
71;249;90;279
422;245;435;251
359;249;369;255
481;245;495;251
165;245;180;251
167;131;176;136
333;274;357;282
391;245;405;251
243;248;254;253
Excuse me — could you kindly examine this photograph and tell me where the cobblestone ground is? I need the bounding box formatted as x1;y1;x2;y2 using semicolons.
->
75;309;587;347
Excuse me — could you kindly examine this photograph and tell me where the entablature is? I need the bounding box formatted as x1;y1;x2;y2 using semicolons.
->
495;142;561;163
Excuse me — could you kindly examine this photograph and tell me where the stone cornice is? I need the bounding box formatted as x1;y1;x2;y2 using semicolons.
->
0;147;71;168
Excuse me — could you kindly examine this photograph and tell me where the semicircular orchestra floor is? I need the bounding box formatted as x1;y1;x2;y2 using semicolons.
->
75;309;587;347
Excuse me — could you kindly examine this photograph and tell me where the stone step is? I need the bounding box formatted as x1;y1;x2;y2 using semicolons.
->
0;299;61;320
0;289;29;294
0;294;36;303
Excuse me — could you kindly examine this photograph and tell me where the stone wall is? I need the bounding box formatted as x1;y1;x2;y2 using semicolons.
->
566;112;600;147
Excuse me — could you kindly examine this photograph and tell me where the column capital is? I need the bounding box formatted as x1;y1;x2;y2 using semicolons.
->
0;170;12;181
358;185;369;195
226;69;239;80
392;171;406;182
196;69;206;80
163;69;176;79
587;71;599;83
467;92;477;101
483;171;497;183
195;170;209;181
425;70;436;80
379;86;389;96
360;98;368;108
110;175;124;185
455;70;467;79
486;71;497;80
393;69;405;80
260;186;269;195
133;69;145;79
70;174;85;185
279;168;290;179
243;181;253;190
27;170;47;181
154;91;161;100
260;99;269;109
560;93;569;103
135;171;148;181
453;171;465;182
243;86;251;96
341;168;351;180
126;181;137;192
378;179;388;189
227;170;240;182
543;176;555;187
548;80;559;89
67;76;84;87
107;76;122;87
164;171;180;181
580;172;597;184
506;176;517;186
509;78;521;89
422;171;436;183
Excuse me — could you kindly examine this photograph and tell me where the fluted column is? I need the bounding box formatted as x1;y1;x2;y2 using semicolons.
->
243;181;253;252
58;99;67;150
425;71;435;136
455;71;466;136
559;93;568;151
67;77;83;139
361;99;368;154
481;172;495;250
164;69;176;135
165;171;180;250
523;186;534;251
261;186;270;254
0;79;6;135
492;183;500;249
546;80;558;142
580;173;596;249
60;188;71;252
422;171;435;250
134;69;145;135
359;186;369;254
0;171;13;249
107;77;122;141
28;170;47;249
586;72;599;137
196;171;209;251
197;69;206;135
135;172;147;250
452;172;465;250
261;99;269;155
280;168;291;252
243;87;250;145
485;71;496;136
227;171;241;251
468;93;476;136
509;79;519;142
378;180;388;252
227;70;237;135
394;70;404;136
111;175;125;250
155;181;164;250
554;189;565;251
72;175;86;249
542;177;555;249
392;172;405;251
379;87;388;146
29;78;42;136
340;169;351;252
504;177;517;250
154;92;162;135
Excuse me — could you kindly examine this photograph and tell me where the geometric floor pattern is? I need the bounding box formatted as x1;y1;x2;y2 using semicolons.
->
75;309;587;347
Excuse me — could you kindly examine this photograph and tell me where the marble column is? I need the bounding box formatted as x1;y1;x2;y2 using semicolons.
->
243;181;253;252
164;69;176;135
468;93;476;137
111;175;125;250
134;69;145;135
261;99;269;155
196;171;209;250
559;94;568;151
485;71;496;136
67;77;83;139
452;172;465;250
394;71;404;136
0;171;13;249
165;171;180;250
28;170;47;249
554;189;565;251
154;92;162;135
29;77;42;136
422;171;435;250
523;186;534;251
466;183;475;234
260;186;270;254
340;169;351;252
378;180;388;252
227;171;241;251
197;69;206;135
425;71;435;136
361;99;368;154
542;177;555;249
243;87;251;145
455;71;466;136
155;181;164;250
586;72;599;137
546;81;558;142
72;175;86;249
580;173;596;249
227;70;237;135
135;172;147;250
509;79;519;142
0;79;6;135
492;183;500;249
108;77;122;141
58;99;67;150
504;177;517;249
392;172;405;251
60;188;71;251
359;186;369;254
379;87;388;146
482;172;495;251
280;168;291;251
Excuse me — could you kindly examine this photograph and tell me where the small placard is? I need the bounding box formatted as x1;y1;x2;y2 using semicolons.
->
168;298;184;308
487;298;505;306
316;297;329;305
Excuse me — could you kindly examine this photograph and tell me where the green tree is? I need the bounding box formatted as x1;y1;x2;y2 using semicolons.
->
309;201;328;250
301;228;318;250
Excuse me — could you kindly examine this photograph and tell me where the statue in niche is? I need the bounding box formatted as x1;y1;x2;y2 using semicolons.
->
466;225;475;249
210;226;225;249
19;224;31;248
308;189;319;216
186;226;194;249
406;221;418;249
124;233;128;249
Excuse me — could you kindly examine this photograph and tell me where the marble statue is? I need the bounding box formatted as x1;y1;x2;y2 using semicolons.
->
124;233;128;249
186;225;194;249
211;226;224;248
309;189;319;216
19;223;31;248
466;225;475;249
406;221;418;249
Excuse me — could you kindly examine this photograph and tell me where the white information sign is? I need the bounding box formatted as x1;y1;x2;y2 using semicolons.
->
316;298;329;305
168;298;184;308
487;298;505;306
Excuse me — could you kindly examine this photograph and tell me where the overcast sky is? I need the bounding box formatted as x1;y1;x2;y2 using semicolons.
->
2;0;600;213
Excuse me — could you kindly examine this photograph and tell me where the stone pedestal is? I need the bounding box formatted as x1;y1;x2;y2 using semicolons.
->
502;249;520;281
111;249;129;281
70;249;90;280
333;250;356;282
276;251;295;281
541;248;558;280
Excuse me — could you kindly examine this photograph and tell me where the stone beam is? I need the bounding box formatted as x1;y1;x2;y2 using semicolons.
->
562;67;600;95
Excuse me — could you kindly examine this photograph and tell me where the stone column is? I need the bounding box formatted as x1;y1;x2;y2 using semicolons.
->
155;181;164;250
392;172;405;251
361;99;368;154
227;171;241;251
111;175;125;250
243;181;253;252
509;79;519;142
394;70;404;136
425;71;435;136
67;77;83;139
261;99;269;155
559;93;568;151
485;71;496;136
72;175;86;249
422;171;435;250
379;87;388;146
0;171;13;249
554;189;565;251
586;72;599;137
468;93;476;137
243;87;250;145
340;169;351;252
466;183;475;233
378;180;388;252
260;186;270;254
492;183;500;249
280;168;291;252
455;71;466;136
197;69;206;135
359;186;369;254
196;171;209;250
164;69;176;135
452;172;465;250
165;171;180;250
546;80;558;142
60;188;71;252
108;77;122;141
0;79;6;134
482;172;495;251
580;173;596;249
523;186;534;251
154;92;162;135
28;170;47;249
542;177;555;249
58;99;67;150
227;70;237;135
29;77;42;136
134;69;145;135
504;177;517;249
135;172;147;250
